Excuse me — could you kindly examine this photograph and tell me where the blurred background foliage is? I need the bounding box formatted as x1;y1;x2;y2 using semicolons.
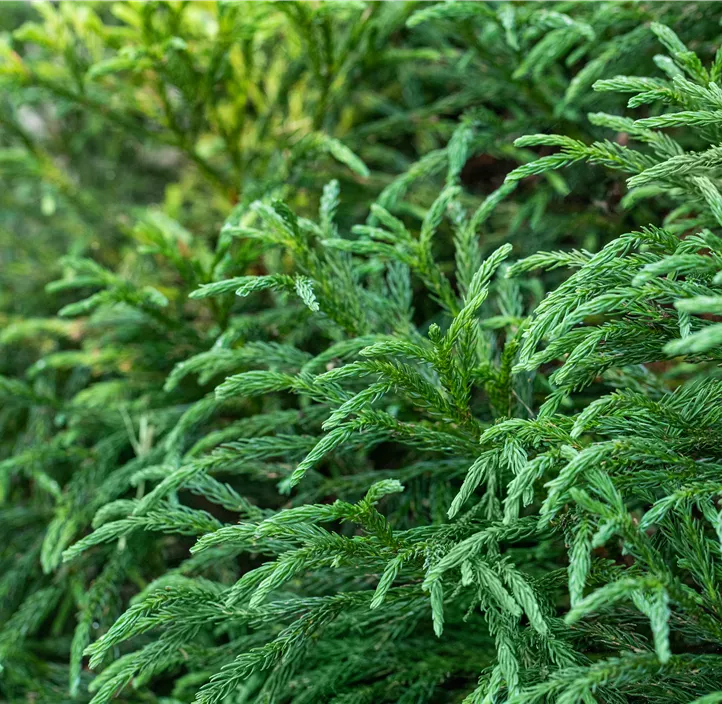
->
4;1;722;318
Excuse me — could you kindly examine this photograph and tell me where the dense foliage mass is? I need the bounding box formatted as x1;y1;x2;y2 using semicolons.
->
4;2;722;703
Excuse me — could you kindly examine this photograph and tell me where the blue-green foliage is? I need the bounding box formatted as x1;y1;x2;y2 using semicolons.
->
3;3;722;704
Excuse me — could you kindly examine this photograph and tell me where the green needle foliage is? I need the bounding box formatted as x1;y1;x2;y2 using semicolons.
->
4;2;722;704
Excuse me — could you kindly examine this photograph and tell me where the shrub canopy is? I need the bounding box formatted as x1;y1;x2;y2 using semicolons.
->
3;2;722;704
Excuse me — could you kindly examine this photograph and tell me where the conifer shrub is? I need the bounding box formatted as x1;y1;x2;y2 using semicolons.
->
3;2;722;704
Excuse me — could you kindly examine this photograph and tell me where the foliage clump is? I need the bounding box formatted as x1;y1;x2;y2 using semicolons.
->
3;2;722;704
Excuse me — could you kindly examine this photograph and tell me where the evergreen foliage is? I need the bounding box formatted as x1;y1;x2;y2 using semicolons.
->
4;2;722;703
